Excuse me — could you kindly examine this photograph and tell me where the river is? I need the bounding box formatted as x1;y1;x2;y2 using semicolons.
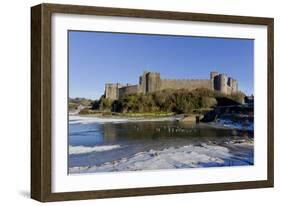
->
68;115;254;174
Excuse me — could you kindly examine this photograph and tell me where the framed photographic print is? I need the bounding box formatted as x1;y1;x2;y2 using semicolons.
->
31;3;274;202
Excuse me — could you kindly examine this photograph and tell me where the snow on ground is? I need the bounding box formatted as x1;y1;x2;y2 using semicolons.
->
69;145;121;155
69;115;180;125
69;115;129;124
69;143;239;174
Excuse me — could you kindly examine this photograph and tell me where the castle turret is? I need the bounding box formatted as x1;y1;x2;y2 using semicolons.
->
228;77;233;88
210;71;219;80
210;71;219;90
139;71;148;93
217;74;228;94
232;79;238;93
105;83;122;100
139;71;160;94
147;72;160;93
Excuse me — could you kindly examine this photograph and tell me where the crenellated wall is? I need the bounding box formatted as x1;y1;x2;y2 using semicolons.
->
118;84;139;98
160;79;212;91
105;71;238;100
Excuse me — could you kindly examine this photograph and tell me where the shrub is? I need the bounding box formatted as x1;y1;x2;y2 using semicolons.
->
97;88;245;114
79;108;91;115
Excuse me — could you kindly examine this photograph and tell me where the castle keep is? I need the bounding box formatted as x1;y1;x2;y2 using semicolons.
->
105;71;238;100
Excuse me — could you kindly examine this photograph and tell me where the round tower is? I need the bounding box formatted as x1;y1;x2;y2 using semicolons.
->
139;71;149;94
210;71;219;80
210;71;219;90
218;74;228;94
232;79;238;93
228;77;233;87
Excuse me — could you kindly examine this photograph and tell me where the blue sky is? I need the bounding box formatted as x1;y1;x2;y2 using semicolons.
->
69;31;254;100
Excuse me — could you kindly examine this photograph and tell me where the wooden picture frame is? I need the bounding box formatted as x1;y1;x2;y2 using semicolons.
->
31;3;274;202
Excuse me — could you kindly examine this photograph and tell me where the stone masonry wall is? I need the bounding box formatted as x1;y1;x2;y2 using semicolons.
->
118;85;139;98
105;84;119;100
105;71;238;100
160;79;212;91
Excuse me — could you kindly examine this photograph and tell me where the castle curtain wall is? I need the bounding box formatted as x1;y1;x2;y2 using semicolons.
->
105;71;238;100
160;79;212;91
118;85;139;98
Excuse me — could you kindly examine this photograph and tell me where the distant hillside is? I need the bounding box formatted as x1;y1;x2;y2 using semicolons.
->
69;97;93;110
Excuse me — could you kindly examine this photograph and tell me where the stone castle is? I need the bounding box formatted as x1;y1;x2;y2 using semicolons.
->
105;71;238;100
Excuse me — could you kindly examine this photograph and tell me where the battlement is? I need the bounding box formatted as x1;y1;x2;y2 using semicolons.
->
105;71;238;100
162;78;209;81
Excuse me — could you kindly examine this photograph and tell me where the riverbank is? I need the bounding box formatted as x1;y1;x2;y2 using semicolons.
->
205;118;254;132
73;107;178;117
69;113;184;124
70;114;253;132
